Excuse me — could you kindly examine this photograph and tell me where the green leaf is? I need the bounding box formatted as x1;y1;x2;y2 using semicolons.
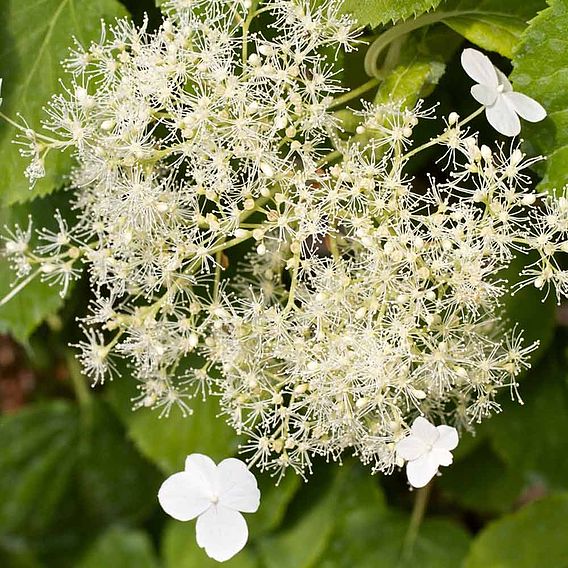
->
498;253;556;365
511;0;568;194
0;401;79;537
107;378;239;474
0;548;44;568
465;493;568;568
352;0;542;83
403;518;472;568
0;194;71;343
321;513;471;567
318;466;470;568
341;0;442;28
78;526;159;568
441;0;545;58
257;484;338;568
320;508;471;567
374;25;461;108
0;258;64;345
439;443;525;515
451;426;487;461
77;400;162;526
247;471;302;538
163;521;260;568
486;346;568;491
0;396;161;565
0;0;128;205
258;463;386;568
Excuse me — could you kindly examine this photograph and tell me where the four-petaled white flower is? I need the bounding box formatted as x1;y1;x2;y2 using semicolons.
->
461;47;546;137
158;454;261;562
396;417;459;488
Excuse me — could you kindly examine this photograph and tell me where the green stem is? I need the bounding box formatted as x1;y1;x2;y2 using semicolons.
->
0;111;65;145
284;256;300;312
328;78;380;110
458;105;485;128
402;106;485;163
364;10;497;78
364;13;445;77
317;149;342;168
66;350;92;410
208;232;252;255
328;232;340;261
401;484;432;562
213;249;224;300
241;1;259;63
0;268;41;307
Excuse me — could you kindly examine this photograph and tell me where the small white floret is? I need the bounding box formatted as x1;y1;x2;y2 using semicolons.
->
395;417;459;488
461;48;546;137
158;454;260;562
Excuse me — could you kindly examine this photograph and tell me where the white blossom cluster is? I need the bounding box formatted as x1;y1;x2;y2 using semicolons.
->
3;0;568;479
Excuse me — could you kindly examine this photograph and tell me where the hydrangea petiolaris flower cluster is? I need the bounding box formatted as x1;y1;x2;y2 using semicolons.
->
3;0;566;483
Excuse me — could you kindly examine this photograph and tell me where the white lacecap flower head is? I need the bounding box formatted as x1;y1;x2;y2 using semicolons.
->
461;48;546;136
158;454;261;562
395;417;459;488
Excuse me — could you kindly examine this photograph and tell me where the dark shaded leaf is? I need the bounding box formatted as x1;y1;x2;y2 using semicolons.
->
465;493;568;567
0;401;79;537
77;399;162;526
487;345;568;491
247;471;301;538
78;526;159;568
107;378;238;474
439;443;525;515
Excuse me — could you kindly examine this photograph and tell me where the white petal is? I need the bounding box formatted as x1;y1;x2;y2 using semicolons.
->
486;96;521;136
217;458;261;513
406;453;439;488
158;471;212;521
495;68;513;93
196;505;248;562
185;453;218;476
431;447;453;467
461;48;498;88
435;425;459;451
471;84;498;106
504;91;547;122
185;453;219;490
410;416;439;445
396;435;428;461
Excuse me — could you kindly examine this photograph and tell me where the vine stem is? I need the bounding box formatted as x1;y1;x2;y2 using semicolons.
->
364;10;492;78
401;483;432;562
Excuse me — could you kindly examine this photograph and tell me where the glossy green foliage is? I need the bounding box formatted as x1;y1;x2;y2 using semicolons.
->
512;0;568;194
0;0;128;205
